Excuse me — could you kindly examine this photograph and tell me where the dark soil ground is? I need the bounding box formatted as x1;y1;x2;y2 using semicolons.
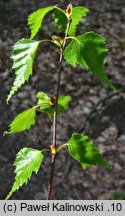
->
0;0;125;200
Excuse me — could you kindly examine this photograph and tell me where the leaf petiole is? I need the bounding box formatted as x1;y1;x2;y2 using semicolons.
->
57;143;69;152
41;148;51;153
33;104;41;109
39;39;64;48
39;39;54;44
65;36;83;45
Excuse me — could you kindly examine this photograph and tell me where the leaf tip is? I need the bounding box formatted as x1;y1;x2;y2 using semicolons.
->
5;191;12;200
3;131;7;136
6;97;10;105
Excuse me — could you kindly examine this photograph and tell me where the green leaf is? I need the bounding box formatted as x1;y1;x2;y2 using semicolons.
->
36;92;71;122
6;148;44;200
28;6;54;39
36;92;51;109
69;6;89;36
58;96;72;113
53;6;89;36
4;107;36;134
64;32;116;91
43;96;72;122
52;8;67;34
7;39;40;103
67;133;112;169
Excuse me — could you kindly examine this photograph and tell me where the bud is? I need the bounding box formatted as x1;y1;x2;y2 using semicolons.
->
52;35;63;48
50;95;56;107
51;145;57;154
66;4;72;18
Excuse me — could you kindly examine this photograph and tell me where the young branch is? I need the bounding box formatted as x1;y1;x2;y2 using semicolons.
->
47;18;71;200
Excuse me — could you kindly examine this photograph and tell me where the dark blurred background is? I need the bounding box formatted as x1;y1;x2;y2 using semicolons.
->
0;0;125;200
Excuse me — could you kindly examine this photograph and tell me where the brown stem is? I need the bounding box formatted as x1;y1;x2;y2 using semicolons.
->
47;154;56;200
47;18;71;200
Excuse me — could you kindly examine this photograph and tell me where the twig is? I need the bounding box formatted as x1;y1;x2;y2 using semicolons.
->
47;18;71;200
